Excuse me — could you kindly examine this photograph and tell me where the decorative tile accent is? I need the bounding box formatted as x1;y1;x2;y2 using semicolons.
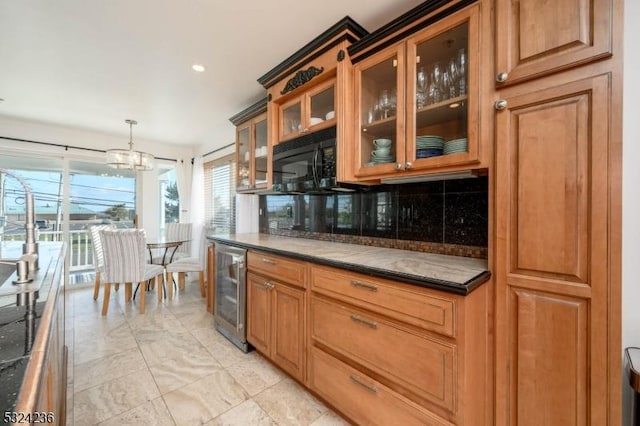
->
259;177;488;258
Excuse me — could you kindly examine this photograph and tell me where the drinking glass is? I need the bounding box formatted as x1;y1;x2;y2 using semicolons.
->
457;48;467;96
447;57;459;97
416;67;428;108
441;70;452;100
378;89;393;119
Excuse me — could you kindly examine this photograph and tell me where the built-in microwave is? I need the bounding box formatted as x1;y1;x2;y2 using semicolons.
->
272;126;338;193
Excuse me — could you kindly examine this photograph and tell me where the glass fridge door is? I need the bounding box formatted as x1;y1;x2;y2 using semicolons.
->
214;244;247;351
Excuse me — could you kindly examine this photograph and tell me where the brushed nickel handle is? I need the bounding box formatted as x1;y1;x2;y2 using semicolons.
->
496;72;508;83
264;281;274;290
395;163;403;171
349;375;378;394
350;281;378;292
262;258;277;265
495;100;508;110
405;162;413;169
350;314;378;329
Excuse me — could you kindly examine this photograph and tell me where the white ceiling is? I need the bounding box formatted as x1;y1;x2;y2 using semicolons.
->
0;0;425;152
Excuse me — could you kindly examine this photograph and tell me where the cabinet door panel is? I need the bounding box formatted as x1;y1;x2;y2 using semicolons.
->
495;74;612;425
509;288;588;426
247;272;271;354
496;0;612;85
272;283;305;381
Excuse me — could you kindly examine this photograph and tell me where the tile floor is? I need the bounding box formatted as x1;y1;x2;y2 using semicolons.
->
65;281;348;426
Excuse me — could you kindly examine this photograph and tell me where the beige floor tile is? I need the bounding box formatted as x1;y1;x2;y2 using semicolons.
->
149;351;223;394
73;368;160;424
209;399;276;425
226;354;286;396
163;370;248;426
98;397;176;426
74;327;137;365
139;331;211;367
74;347;147;392
254;379;326;426
192;329;252;368
310;411;351;426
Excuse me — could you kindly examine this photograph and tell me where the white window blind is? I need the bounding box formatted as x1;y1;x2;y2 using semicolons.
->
204;154;236;234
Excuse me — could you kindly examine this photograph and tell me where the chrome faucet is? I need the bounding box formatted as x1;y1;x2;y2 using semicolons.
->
0;168;39;272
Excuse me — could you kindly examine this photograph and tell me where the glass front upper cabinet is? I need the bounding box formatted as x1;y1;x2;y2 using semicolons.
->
277;79;336;142
254;116;268;187
354;5;480;178
237;124;251;189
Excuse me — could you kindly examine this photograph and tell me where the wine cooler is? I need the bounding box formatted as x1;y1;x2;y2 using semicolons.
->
214;242;249;352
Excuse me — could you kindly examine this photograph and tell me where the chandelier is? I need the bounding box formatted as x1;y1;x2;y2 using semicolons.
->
105;119;155;171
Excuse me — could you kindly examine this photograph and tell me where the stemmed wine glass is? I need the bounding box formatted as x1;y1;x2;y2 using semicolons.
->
378;89;393;119
447;57;459;98
457;48;466;96
416;67;428;108
429;62;443;104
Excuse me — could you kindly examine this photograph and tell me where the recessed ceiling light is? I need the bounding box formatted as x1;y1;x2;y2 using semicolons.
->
192;64;205;72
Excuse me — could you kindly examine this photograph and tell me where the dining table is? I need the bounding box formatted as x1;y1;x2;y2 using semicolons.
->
146;238;190;300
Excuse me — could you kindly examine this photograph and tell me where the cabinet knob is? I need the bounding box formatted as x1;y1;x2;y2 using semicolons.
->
495;99;508;110
395;163;403;171
496;72;509;83
405;162;413;169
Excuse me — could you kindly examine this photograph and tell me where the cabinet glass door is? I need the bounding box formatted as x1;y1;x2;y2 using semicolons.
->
356;45;404;175
406;7;478;168
214;244;247;349
237;125;251;189
254;117;268;187
309;83;335;128
281;100;302;140
413;23;468;159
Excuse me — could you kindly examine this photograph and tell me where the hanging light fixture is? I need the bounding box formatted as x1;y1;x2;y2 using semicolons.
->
106;119;155;171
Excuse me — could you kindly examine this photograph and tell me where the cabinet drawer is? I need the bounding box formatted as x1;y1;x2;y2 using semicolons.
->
311;297;455;412
310;347;453;426
248;251;306;287
310;264;456;337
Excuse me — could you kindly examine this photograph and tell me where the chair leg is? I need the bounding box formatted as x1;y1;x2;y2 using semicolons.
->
115;283;120;292
93;271;100;300
198;271;205;298
102;283;111;316
167;272;174;300
139;281;146;314
157;274;164;302
178;272;186;291
125;282;132;301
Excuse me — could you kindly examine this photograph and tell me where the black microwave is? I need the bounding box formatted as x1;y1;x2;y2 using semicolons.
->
272;126;338;193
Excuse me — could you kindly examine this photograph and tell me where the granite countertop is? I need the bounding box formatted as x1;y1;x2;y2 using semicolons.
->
0;242;64;416
208;233;490;295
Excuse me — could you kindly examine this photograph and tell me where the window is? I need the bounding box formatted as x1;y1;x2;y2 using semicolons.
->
204;154;236;234
159;168;179;236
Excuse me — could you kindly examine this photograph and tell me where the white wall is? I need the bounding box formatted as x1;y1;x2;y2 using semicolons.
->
623;0;640;423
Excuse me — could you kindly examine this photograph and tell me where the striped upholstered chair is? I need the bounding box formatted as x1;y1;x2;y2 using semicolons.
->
166;226;208;299
89;224;117;300
152;222;192;264
99;229;165;315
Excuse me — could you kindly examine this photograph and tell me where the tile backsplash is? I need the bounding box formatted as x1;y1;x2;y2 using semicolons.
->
258;176;488;258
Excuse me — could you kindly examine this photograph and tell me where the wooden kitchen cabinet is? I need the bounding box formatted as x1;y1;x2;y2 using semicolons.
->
229;98;268;192
246;251;307;382
494;0;613;87
349;4;487;181
494;72;618;425
309;263;490;425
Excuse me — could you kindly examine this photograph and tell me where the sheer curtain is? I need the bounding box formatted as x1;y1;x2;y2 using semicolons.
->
190;156;205;257
174;158;192;222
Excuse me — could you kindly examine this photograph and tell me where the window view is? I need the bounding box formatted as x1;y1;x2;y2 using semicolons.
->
159;168;179;236
205;154;236;234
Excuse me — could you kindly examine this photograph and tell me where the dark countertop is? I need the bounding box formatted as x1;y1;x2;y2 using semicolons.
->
0;242;64;417
208;233;490;295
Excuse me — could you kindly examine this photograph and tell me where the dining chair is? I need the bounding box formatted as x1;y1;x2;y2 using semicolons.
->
99;229;165;315
88;224;117;300
166;226;208;298
151;222;192;264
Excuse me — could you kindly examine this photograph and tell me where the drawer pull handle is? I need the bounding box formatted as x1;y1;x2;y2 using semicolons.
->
264;281;274;290
350;314;378;329
350;281;378;292
261;258;277;265
349;375;378;394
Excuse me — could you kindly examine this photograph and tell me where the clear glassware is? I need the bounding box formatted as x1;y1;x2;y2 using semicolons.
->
378;89;393;119
441;70;451;100
457;48;466;96
447;57;459;97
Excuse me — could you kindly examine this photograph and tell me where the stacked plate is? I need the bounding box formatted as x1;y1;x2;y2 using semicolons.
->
416;135;444;158
371;154;395;164
443;138;468;155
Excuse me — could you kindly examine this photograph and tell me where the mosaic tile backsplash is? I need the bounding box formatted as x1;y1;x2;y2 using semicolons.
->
258;176;488;258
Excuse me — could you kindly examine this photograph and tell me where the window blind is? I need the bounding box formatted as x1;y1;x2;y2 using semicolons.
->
204;153;236;234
